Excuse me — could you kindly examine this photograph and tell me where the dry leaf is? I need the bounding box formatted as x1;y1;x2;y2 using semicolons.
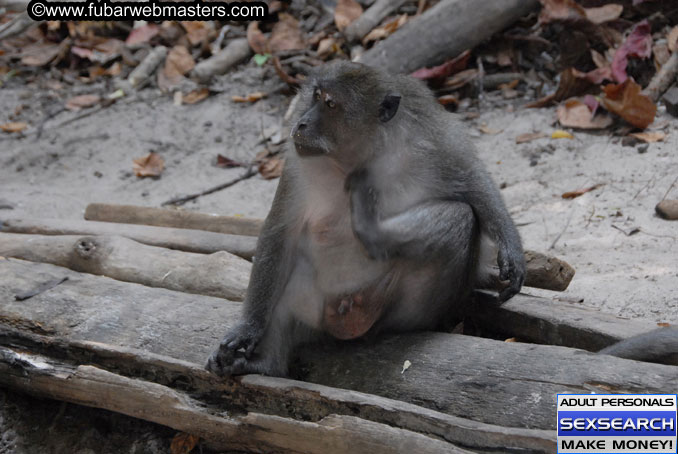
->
65;94;101;111
317;37;340;59
181;21;209;46
20;42;61;66
232;92;266;103
0;122;28;133
259;155;285;179
133;152;164;177
247;22;268;54
165;45;195;79
444;68;478;90
170;432;199;454
362;14;407;45
411;50;471;82
600;79;656;129
629;131;666;143
552;130;574;139
562;184;603;199
668;26;678;54
478;125;503;135
657;322;671;328
557;99;612;129
611;20;652;83
269;13;305;52
504;337;517;343
538;0;586;24
182;88;209;105
335;0;363;32
584;4;623;24
515;132;547;144
126;24;159;46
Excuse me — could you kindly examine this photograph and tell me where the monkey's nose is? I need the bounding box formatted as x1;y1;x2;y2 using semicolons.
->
291;122;307;138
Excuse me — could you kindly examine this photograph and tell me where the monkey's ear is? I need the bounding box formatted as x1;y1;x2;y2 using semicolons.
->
379;93;401;123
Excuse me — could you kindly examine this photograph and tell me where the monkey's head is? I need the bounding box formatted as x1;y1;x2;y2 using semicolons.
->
290;61;401;161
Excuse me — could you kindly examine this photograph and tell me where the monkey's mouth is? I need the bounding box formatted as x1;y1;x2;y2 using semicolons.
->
293;141;328;157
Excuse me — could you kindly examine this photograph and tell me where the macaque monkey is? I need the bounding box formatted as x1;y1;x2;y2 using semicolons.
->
207;61;525;377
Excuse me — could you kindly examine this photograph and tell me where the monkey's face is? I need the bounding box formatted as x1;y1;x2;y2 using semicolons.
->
290;62;401;162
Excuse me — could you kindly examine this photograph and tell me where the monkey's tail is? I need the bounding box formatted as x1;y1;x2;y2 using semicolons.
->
598;327;678;366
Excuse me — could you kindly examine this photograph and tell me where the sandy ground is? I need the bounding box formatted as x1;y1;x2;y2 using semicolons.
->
1;62;677;451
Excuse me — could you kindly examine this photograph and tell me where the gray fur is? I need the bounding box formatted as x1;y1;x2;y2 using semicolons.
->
206;62;525;377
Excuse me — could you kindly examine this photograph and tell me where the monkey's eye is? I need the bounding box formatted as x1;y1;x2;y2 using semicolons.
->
314;89;321;100
326;99;336;109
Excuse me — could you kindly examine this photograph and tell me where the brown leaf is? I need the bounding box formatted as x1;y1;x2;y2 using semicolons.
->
170;432;199;454
668;26;678;54
601;79;656;129
182;88;209;105
362;14;408;45
557;99;612;129
65;94;101;111
20;42;61;66
247;22;268;54
584;4;623;24
478;125;503;135
232;92;266;103
181;21;209;47
272;56;301;86
538;0;586;24
629;131;666;143
562;184;604;199
259;155;285;179
126;24;159;46
133;152;165;177
269;13;305;52
0;122;28;133
165;45;195;79
411;50;471;83
335;0;363;32
515;132;547;144
317;37;340;59
444;68;478;90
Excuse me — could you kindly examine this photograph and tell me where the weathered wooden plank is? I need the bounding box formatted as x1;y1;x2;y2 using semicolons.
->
358;0;539;74
0;327;556;454
0;347;472;454
0;233;250;301
470;291;660;352
0;258;675;433
297;333;678;430
0;216;256;259
84;203;263;237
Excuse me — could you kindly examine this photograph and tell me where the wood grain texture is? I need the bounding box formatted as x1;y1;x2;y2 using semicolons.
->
0;233;250;300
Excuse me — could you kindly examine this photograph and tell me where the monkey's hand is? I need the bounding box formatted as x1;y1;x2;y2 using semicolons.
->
346;169;392;261
497;242;525;302
206;322;263;376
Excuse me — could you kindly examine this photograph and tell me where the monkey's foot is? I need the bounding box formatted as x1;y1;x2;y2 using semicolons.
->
323;293;384;340
206;323;264;376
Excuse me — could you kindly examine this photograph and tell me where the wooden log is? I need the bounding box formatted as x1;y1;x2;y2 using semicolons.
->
0;233;250;301
0;327;555;453
0;347;472;454
643;52;678;103
523;250;575;291
0;259;675;433
0;216;257;260
84;203;263;237
343;0;409;43
358;0;540;74
192;38;252;83
469;291;660;352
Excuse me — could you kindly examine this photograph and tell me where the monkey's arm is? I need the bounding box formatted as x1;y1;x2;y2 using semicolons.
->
206;170;296;376
347;169;476;263
460;165;525;301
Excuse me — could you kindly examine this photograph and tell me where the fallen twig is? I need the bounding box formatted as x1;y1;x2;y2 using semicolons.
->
162;166;258;207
